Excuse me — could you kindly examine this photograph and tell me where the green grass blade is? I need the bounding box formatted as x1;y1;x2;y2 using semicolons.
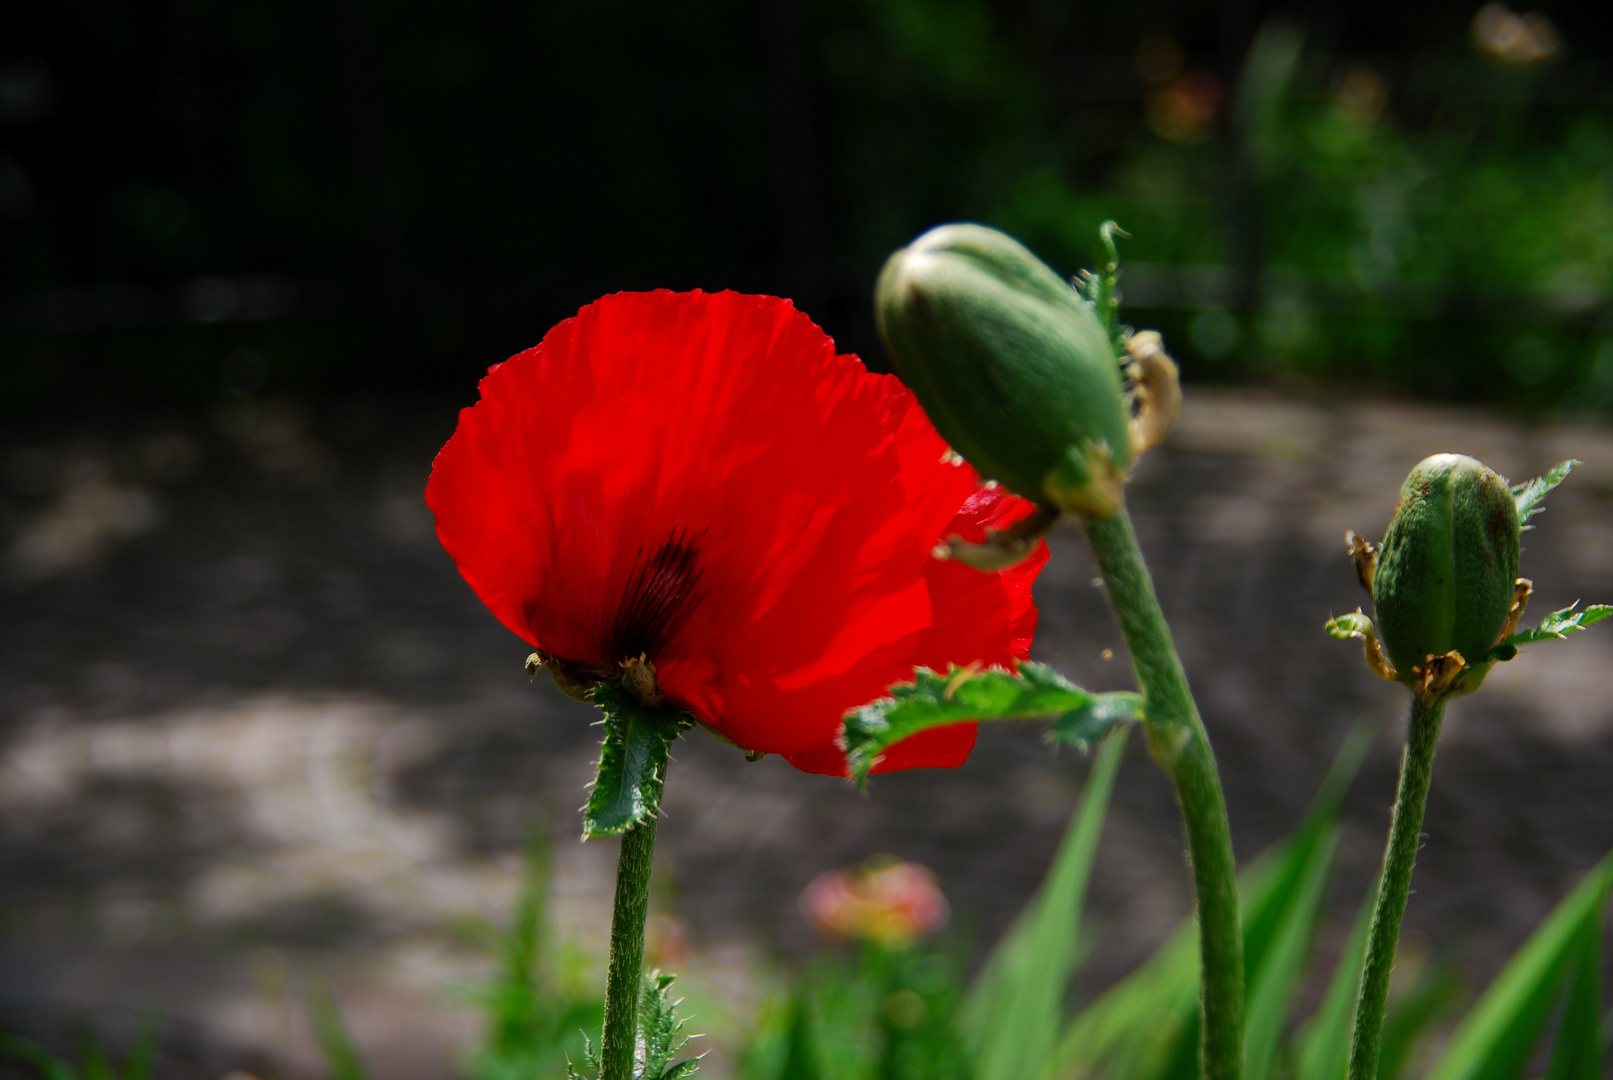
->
1245;827;1340;1080
1048;826;1324;1080
1425;854;1613;1080
1544;912;1603;1080
119;1012;162;1080
1377;966;1458;1080
1242;725;1367;983
76;1033;110;1080
778;992;821;1080
0;1034;79;1080
1293;892;1372;1080
1047;920;1199;1080
306;983;374;1080
1051;729;1367;1080
962;727;1128;1080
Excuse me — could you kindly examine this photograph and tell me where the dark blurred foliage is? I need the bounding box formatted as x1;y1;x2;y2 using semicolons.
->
3;0;1613;416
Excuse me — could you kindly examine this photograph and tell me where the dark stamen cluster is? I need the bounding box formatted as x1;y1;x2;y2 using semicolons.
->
610;528;704;662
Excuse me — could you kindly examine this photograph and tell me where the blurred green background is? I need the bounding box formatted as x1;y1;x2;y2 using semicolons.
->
4;0;1613;415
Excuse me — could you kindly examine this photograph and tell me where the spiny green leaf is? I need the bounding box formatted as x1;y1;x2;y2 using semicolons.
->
1512;459;1577;525
584;684;692;838
1049;692;1146;747
565;1033;599;1080
1489;603;1613;660
637;971;701;1080
1425;853;1613;1080
841;663;1141;784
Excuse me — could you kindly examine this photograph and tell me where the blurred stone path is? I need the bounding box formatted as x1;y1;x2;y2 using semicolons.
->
4;389;1613;1078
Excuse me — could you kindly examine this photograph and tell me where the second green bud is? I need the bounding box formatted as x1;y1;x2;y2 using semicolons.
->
875;223;1132;516
1373;453;1522;695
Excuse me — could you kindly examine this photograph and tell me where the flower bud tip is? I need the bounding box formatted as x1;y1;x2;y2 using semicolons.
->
876;223;1133;516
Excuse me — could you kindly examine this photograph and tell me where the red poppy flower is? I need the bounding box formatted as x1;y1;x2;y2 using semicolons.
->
426;290;1046;776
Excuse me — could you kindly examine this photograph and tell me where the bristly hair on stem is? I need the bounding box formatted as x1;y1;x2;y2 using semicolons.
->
1079;220;1131;359
570;972;702;1080
1347;695;1446;1080
1079;509;1244;1080
583;684;693;1080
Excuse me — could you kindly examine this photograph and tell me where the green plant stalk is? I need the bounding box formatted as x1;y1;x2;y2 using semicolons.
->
1347;695;1446;1080
599;800;660;1080
1082;509;1244;1080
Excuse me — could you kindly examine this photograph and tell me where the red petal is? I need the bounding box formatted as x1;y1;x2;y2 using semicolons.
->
426;290;1047;778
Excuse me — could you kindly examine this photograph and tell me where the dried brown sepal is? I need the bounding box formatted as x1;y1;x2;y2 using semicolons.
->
1046;440;1128;519
1125;331;1182;457
1363;633;1399;683
1346;530;1378;593
619;654;665;706
1329;610;1400;682
1499;577;1533;642
744;749;767;762
1413;650;1466;704
528;651;599;703
934;504;1060;571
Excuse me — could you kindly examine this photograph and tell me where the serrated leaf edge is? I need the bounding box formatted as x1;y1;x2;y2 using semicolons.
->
1512;459;1578;526
1488;601;1613;659
842;663;1142;784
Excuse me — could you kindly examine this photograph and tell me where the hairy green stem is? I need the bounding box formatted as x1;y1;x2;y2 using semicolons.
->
1347;695;1446;1080
1082;509;1244;1080
600;802;660;1080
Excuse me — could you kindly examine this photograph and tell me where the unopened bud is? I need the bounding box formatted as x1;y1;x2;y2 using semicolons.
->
1373;454;1521;697
875;224;1132;517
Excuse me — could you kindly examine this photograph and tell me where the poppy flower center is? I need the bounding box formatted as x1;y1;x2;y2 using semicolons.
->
609;527;705;664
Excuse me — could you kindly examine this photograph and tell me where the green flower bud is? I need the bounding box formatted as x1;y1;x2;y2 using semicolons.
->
1372;453;1522;697
875;223;1132;517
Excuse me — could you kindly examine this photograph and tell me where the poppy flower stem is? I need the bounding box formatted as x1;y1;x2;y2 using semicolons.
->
1081;508;1244;1080
1347;693;1446;1080
600;797;660;1080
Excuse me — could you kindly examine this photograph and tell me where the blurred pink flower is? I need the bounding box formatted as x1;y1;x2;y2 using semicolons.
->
800;859;950;946
645;913;690;967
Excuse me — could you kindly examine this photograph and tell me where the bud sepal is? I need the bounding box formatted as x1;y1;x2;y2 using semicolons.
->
1325;610;1399;683
1330;456;1609;703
